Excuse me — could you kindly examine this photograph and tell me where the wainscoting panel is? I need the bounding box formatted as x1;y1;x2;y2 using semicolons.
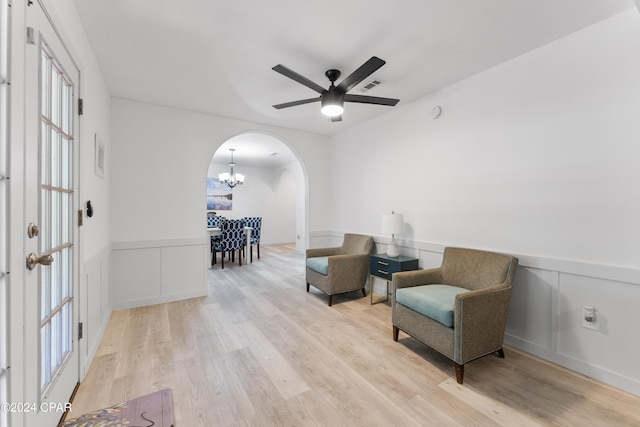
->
112;238;208;310
556;273;640;385
81;246;112;380
160;245;206;298
309;230;640;396
506;267;557;350
113;247;162;306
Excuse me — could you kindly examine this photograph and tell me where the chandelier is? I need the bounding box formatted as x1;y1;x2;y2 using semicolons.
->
218;148;245;188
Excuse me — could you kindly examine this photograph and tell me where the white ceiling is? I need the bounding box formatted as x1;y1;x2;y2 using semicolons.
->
214;133;297;169
72;0;635;166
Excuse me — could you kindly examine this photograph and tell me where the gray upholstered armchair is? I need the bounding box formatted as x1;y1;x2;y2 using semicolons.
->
392;247;518;384
306;233;375;306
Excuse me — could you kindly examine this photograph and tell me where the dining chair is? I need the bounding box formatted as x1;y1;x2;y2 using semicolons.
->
213;219;245;268
208;216;222;265
243;217;262;262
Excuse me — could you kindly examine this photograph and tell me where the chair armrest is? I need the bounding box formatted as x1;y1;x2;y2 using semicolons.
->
455;285;512;324
306;247;341;258
392;268;443;290
453;285;513;363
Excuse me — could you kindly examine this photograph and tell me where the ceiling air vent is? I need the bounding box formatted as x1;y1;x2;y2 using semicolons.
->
358;77;384;93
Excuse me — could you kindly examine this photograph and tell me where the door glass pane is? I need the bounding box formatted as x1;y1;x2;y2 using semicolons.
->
50;251;59;312
41;122;49;186
40;326;49;388
50;128;59;188
40;51;49;118
62;305;70;355
61;136;69;189
50;64;60;128
61;192;70;243
62;81;71;135
40;189;49;253
51;190;60;248
39;44;74;394
40;260;49;319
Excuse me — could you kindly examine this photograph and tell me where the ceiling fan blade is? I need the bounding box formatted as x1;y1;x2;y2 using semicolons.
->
273;97;321;109
336;56;386;94
344;94;399;106
330;115;342;122
272;64;326;94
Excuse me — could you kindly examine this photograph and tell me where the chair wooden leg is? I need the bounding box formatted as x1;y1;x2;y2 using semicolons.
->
250;246;253;263
306;283;310;292
328;295;333;306
496;348;505;358
393;325;399;342
221;252;224;269
455;363;464;384
257;244;260;259
239;249;242;266
361;288;367;297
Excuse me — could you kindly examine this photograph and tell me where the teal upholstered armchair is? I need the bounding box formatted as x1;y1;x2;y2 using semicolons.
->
392;247;518;384
306;233;375;306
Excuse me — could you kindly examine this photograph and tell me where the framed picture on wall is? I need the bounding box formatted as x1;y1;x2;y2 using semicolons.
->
207;177;232;210
94;134;105;178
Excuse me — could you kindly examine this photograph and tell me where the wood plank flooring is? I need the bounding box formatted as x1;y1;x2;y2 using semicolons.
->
68;244;640;426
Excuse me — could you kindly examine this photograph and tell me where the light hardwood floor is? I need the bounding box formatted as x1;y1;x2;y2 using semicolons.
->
68;244;640;426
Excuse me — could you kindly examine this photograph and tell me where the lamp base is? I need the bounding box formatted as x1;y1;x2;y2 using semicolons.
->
386;237;400;258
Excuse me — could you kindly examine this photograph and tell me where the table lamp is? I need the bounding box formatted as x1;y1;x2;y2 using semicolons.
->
381;211;404;258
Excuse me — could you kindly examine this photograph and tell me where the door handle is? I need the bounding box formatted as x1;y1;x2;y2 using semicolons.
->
26;253;54;270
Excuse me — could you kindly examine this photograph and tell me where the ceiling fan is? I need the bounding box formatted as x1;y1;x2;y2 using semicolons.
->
272;56;399;122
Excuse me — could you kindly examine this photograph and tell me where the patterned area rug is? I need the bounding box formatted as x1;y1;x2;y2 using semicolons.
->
63;388;174;427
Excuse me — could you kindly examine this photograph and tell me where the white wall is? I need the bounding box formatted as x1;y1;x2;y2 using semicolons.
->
110;98;330;308
206;162;297;245
330;10;640;267
321;10;640;396
111;98;330;242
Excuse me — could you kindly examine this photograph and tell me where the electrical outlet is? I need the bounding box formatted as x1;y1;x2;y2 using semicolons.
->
582;306;598;331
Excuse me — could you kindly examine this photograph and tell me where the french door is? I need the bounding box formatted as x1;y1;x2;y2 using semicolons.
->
22;1;80;425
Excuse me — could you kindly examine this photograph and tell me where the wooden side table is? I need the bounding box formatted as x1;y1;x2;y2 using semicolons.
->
369;254;419;304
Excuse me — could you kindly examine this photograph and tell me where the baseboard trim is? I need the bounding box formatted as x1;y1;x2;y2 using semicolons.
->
112;289;209;311
505;334;640;396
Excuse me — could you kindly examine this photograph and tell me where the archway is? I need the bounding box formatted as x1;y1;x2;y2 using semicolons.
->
207;132;309;253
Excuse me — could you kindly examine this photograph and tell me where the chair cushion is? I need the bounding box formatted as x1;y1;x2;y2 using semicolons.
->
395;284;470;327
306;257;329;275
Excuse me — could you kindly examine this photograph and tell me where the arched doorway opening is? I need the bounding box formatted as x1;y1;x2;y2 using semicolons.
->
207;132;308;253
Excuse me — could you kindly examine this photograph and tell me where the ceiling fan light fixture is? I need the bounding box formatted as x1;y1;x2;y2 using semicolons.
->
321;103;343;117
321;90;344;117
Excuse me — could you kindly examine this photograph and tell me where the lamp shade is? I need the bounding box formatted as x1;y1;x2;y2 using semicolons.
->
381;213;404;235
